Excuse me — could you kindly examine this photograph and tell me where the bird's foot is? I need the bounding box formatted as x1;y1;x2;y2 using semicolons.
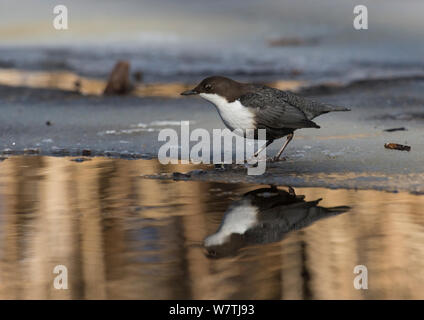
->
245;162;259;168
244;155;265;164
243;158;260;168
268;156;287;163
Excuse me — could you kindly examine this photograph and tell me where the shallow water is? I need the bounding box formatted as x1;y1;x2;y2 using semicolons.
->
0;156;424;299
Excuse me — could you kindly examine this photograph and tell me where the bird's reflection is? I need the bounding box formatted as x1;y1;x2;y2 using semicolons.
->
204;186;350;258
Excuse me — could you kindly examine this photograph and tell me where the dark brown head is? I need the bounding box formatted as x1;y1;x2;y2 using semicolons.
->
181;76;250;102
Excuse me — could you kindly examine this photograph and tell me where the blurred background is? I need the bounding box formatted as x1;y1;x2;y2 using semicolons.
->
1;0;424;85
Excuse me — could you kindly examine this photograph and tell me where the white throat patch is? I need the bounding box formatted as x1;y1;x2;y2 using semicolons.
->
204;200;258;247
199;93;255;131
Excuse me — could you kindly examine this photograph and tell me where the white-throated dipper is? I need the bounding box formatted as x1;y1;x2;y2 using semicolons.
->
203;186;350;258
181;76;350;161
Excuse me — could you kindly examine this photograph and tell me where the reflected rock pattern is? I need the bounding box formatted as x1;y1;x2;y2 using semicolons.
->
2;157;424;299
204;186;350;258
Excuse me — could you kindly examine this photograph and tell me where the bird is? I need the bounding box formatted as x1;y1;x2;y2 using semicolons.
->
203;186;350;258
181;76;350;161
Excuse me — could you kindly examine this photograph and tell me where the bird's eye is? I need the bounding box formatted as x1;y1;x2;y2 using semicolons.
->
204;84;212;91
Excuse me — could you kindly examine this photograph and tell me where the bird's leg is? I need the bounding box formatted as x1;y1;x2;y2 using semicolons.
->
245;139;273;165
253;139;274;158
273;133;294;161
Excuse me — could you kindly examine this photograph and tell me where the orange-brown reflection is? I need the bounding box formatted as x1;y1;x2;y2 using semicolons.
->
0;156;424;299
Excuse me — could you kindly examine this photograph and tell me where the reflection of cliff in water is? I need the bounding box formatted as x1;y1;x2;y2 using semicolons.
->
204;186;350;258
1;156;424;299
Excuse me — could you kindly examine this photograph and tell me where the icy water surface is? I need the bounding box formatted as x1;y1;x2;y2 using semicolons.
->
2;0;424;84
0;156;424;299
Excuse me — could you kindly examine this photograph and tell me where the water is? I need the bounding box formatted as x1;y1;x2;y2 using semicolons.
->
1;0;424;84
0;156;423;299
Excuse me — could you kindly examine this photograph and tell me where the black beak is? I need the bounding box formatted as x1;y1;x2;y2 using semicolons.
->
181;89;198;96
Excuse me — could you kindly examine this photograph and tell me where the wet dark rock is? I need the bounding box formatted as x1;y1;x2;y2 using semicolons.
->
82;149;91;156
104;150;120;157
139;153;154;160
172;172;191;180
51;147;70;155
71;157;91;162
24;148;40;154
104;61;132;95
384;127;407;132
119;152;144;159
187;169;207;176
214;164;226;171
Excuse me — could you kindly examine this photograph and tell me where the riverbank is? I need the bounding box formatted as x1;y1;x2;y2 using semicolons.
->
1;76;423;193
